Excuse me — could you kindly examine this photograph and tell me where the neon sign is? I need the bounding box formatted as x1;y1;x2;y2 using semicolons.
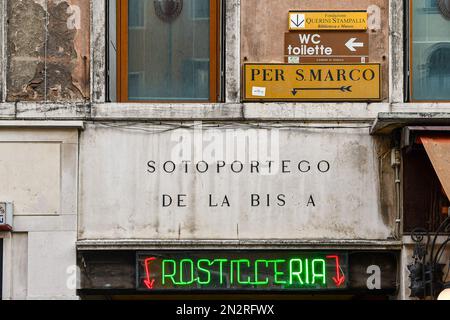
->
136;252;348;291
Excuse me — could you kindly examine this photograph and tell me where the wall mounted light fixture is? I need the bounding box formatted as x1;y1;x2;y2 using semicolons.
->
438;282;450;300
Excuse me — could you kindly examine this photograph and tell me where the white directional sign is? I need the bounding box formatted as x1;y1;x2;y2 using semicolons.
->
284;32;370;63
288;11;368;31
345;38;365;52
289;13;306;29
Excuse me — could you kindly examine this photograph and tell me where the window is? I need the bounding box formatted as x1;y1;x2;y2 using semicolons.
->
191;0;210;20
409;0;450;101
128;0;145;28
424;0;439;12
116;0;221;102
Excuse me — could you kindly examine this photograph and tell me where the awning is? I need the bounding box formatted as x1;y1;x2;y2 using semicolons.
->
420;136;450;198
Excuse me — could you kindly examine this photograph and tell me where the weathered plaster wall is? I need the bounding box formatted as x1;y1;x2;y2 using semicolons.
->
79;122;394;241
241;0;390;101
225;0;241;103
6;0;90;102
0;126;79;300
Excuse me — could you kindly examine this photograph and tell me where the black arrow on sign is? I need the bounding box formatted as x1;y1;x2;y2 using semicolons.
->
291;15;305;28
291;86;353;96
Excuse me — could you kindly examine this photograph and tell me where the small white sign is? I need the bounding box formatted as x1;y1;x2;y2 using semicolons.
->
252;86;266;97
0;203;5;224
289;13;305;29
0;202;6;215
288;56;300;64
0;202;12;229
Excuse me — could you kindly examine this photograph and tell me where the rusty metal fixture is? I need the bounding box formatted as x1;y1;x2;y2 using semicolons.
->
438;0;450;19
408;216;450;299
154;0;183;23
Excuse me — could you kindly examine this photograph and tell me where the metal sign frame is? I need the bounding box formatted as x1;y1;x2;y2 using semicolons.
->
288;10;368;31
132;250;399;294
135;250;350;292
284;31;370;64
243;63;382;102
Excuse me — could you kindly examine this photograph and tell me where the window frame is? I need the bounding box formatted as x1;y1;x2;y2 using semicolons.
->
116;0;221;103
408;0;450;102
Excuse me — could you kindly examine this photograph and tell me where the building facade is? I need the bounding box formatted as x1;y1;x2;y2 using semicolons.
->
0;0;449;300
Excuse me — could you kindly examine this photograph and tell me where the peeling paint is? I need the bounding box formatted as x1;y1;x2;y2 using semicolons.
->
7;0;90;102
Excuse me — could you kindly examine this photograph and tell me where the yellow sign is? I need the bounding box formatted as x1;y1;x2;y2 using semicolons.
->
289;11;368;31
243;64;381;101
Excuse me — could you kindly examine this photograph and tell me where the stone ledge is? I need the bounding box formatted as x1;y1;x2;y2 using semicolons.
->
1;102;450;123
371;112;450;135
76;239;403;251
0;120;85;129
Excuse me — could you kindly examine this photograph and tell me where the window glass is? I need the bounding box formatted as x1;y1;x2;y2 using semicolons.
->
129;0;145;28
127;0;211;101
411;0;450;101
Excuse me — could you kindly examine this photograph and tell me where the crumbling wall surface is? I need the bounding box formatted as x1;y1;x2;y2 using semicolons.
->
7;0;90;102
